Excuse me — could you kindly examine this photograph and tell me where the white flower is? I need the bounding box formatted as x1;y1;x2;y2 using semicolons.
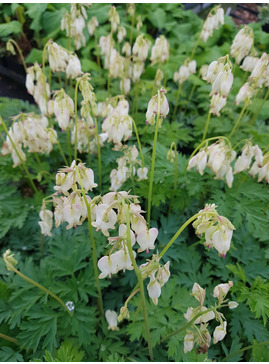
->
187;150;207;175
47;42;69;72
146;88;169;126
228;301;239;309
92;204;117;236
230;26;253;65
98;254;119;278
240;56;259;72
87;16;98;36
39;209;53;237
78;168;98;192
137;228;158;253
150;35;169;64
133;34;151;61
66;54;81;79
192;283;206;305
147;274;161;305
213;282;233;300
213;321;227;344
184;333;194;353
105;310;119;330
137;167;148;181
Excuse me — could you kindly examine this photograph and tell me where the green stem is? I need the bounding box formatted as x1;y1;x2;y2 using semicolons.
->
94;117;102;193
202;110;211;141
34;152;42;169
190;36;200;60
131;118;144;167
229;102;248;138
75;167;104;318
40;233;44;258
222;341;269;362
122;201;154;361
249;87;269;126
159;212;200;259
188;136;232;163
11;266;72;317
0;116;38;193
8;40;27;73
172;83;182;122
184;83;196;111
129;12;135;45
147;90;161;224
160;307;214;343
94;28;101;74
56;140;68;166
66;127;72;164
168;142;178;216
74;79;80;162
0;332;19;345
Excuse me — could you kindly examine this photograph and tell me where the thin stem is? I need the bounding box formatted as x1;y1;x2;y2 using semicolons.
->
134;82;139;121
34;152;42;169
94;117;102;193
131;118;144;167
190;36;200;60
0;116;38;193
159;212;201;259
222;341;269;362
122;201;154;361
125;288;140;307
184;83;196;111
188;136;232;163
160;307;214;343
168;142;178;216
147;90;161;224
249;87;269;126
172;83;182;122
129;12;135;45
74;79;80;162
0;332;19;345
229;102;248;138
75;167;104;318
8;40;27;73
66;127;72;164
40;233;44;258
94;28;101;73
56;140;68;166
10;266;72;317
202;110;211;141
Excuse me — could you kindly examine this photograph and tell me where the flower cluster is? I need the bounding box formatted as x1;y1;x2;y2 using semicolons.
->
96;191;171;304
230;25;254;65
236;53;269;105
26;63;50;115
102;99;133;149
173;59;196;85
188;139;235;188
184;282;237;354
38;161;97;235
1;113;57;167
52;89;74;131
145;88;169;126
205;55;233;116
234;141;263;174
110;145;148;191
140;256;170;305
150;35;169;64
200;6;224;42
192;204;235;257
61;4;88;50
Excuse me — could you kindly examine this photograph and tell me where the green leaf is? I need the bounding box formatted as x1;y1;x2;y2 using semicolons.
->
0;347;24;362
25;48;43;64
0;21;21;37
147;8;166;30
25;4;47;33
252;341;269;362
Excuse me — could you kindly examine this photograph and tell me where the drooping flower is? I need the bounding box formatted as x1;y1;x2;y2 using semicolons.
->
105;310;119;330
